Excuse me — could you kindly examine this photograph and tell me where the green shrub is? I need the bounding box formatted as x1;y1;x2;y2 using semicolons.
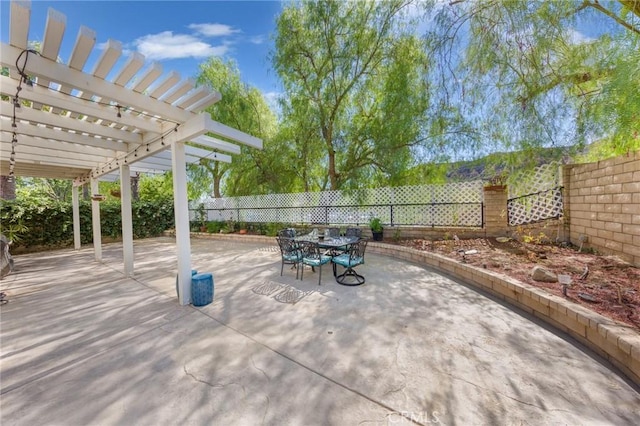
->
206;221;225;233
1;197;174;252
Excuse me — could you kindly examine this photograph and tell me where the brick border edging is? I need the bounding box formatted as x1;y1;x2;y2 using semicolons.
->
184;232;640;386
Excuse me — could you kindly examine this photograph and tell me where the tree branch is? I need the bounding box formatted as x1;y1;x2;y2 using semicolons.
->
586;0;640;35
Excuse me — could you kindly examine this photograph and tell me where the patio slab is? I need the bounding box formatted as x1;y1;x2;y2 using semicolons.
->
1;236;638;425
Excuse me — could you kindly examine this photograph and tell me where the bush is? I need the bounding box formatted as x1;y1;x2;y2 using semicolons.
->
1;197;174;252
206;221;225;233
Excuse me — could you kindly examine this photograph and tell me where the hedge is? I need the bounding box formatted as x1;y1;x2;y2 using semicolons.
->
1;198;174;253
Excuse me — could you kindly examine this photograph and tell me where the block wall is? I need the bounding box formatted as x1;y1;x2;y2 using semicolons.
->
563;151;640;267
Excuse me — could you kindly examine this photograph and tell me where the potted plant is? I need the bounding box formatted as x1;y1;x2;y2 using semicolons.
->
238;221;248;234
369;217;384;241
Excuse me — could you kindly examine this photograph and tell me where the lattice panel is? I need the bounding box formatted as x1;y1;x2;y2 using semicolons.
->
391;203;482;226
508;163;561;198
192;180;484;227
508;188;563;226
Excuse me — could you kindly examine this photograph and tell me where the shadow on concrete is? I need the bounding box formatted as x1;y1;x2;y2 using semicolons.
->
1;237;638;425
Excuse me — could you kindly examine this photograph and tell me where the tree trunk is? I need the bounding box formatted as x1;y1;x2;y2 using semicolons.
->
328;149;338;190
322;123;339;190
213;174;221;198
0;176;16;200
131;172;140;201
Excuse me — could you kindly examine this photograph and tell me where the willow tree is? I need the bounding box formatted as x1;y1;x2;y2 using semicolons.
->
422;0;640;164
195;58;281;197
273;0;431;191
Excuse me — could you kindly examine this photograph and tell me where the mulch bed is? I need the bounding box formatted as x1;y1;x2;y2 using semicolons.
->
389;237;640;330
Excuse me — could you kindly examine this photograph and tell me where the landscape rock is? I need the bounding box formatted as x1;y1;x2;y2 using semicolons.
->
531;265;557;283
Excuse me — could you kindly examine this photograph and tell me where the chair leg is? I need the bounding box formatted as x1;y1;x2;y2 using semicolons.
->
335;267;365;286
281;261;284;276
318;264;322;285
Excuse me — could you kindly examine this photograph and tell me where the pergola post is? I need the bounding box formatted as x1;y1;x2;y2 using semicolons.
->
90;178;102;261
72;184;81;250
171;141;192;305
120;165;134;276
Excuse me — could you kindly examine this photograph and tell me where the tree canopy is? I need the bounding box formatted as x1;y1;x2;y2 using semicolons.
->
421;0;640;164
195;57;280;198
273;0;432;191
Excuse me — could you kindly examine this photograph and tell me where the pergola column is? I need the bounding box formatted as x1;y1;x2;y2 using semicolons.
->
172;141;192;305
72;184;81;250
120;165;134;276
90;178;102;261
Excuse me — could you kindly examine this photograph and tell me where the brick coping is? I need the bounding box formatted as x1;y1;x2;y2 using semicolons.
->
184;232;640;386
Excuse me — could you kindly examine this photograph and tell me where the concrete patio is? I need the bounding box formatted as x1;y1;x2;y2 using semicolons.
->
1;236;639;425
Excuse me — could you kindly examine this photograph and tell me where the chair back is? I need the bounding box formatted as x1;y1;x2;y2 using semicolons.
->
297;240;321;260
276;236;298;256
278;228;296;238
345;227;362;238
325;227;340;237
348;238;368;262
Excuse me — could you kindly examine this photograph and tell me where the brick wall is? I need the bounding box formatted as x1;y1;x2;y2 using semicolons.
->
563;151;640;267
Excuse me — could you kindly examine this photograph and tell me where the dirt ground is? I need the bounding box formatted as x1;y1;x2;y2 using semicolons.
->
392;237;640;330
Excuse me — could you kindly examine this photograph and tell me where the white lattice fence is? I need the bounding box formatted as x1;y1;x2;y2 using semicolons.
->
507;163;564;226
193;180;484;227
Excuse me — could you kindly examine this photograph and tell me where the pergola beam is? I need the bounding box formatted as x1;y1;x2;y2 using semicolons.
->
0;75;164;134
0;160;87;179
1;43;195;123
78;113;220;182
1;103;142;145
9;0;30;50
191;134;241;155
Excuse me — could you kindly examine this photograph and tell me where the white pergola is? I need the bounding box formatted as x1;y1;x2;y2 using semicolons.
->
0;1;262;305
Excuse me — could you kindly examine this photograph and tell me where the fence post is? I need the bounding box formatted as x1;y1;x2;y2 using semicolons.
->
390;204;394;226
483;185;508;237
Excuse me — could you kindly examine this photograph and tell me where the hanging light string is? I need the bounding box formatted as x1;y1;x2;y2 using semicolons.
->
8;49;39;180
83;124;180;183
9;48;206;184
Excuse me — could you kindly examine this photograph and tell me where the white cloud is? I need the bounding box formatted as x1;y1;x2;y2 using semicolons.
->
263;91;281;104
250;35;266;45
134;31;229;60
188;23;240;37
567;28;595;44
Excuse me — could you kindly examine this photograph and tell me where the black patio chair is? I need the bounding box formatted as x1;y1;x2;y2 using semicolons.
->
297;240;332;285
331;238;368;286
345;227;362;238
275;236;301;278
325;227;340;238
278;228;296;238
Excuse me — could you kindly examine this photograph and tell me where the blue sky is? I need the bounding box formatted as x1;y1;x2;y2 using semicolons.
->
1;0;283;102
